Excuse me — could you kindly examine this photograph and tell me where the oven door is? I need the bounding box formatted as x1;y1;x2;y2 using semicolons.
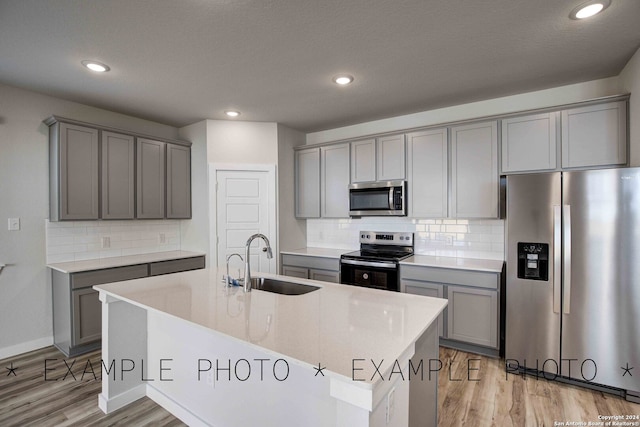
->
340;259;399;291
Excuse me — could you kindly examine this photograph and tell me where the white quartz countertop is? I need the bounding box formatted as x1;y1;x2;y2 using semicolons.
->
280;247;348;259
47;250;205;273
401;255;504;273
94;268;447;387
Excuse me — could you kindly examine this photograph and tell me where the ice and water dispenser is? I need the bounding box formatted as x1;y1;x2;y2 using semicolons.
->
517;242;549;281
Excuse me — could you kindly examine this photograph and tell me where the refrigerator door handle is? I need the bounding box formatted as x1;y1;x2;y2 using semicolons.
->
563;204;572;314
553;205;562;314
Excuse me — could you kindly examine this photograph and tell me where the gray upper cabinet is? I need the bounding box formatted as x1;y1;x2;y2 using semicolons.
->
406;128;448;218
166;144;192;219
321;143;350;218
561;101;627;169
501;112;558;173
376;134;405;181
50;122;100;221
451;121;499;218
137;138;166;219
101;131;135;219
351;136;405;183
46;116;192;221
350;139;376;183
295;147;321;218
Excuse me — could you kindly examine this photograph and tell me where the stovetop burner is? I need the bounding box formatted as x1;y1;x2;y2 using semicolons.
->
340;231;415;262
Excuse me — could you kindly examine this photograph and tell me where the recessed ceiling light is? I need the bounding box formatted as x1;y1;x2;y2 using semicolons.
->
225;110;241;118
81;60;110;72
332;75;354;85
569;0;611;19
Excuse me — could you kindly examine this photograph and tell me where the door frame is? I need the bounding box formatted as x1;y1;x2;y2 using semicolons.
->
208;163;278;272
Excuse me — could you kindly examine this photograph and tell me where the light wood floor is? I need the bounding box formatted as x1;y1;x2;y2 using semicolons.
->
1;346;637;426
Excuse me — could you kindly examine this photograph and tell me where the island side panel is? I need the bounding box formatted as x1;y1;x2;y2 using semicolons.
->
97;293;148;413
409;321;439;427
144;310;340;427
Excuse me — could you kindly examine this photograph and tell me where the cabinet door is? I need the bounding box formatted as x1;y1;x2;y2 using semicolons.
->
451;121;498;218
406;129;448;218
72;288;101;346
321;143;350;218
561;101;627;168
166;144;191;219
402;280;445;338
101;131;135;219
309;269;340;283
295;148;321;218
501;112;557;173
137;138;166;219
282;265;309;279
376;134;405;181
58;123;99;220
350;139;376;183
447;285;497;348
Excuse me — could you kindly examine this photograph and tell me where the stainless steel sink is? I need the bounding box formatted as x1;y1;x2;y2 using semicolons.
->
249;277;319;295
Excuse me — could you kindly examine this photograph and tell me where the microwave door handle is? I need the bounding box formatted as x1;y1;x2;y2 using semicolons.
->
389;187;394;208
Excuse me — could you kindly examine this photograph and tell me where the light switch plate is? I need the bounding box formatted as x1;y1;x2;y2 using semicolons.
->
8;218;20;231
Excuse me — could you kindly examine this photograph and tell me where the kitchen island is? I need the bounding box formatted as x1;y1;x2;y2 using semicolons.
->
94;268;447;427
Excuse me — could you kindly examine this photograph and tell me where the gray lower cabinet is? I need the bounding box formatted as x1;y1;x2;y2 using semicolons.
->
49;122;100;221
281;254;340;283
447;285;498;348
281;265;309;279
51;255;205;356
401;264;501;356
166;143;192;219
402;280;445;338
101;131;135;219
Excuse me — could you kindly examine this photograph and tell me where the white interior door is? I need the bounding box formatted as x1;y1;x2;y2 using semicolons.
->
216;169;275;275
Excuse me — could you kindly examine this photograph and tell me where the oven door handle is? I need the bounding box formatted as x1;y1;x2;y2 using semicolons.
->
340;259;397;269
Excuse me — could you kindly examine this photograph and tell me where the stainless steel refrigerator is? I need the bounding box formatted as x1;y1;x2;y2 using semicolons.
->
506;168;639;401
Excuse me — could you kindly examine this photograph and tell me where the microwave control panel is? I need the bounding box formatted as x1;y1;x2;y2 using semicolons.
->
517;242;549;281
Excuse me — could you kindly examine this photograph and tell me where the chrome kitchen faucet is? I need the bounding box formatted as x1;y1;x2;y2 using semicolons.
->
243;234;273;292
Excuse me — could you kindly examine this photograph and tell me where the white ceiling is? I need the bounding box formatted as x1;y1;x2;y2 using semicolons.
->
1;0;639;133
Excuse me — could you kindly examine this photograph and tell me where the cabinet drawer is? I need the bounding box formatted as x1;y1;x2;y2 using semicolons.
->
149;256;205;276
281;254;339;272
71;264;149;289
401;265;498;289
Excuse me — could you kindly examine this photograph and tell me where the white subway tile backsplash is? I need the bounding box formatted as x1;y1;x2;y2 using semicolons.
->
46;220;183;263
307;217;505;260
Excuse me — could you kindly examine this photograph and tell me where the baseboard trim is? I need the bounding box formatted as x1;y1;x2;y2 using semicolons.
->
0;336;54;360
146;385;209;427
97;384;146;414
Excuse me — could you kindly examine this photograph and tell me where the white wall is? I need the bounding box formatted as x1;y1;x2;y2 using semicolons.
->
206;120;278;164
306;77;622;145
619;46;640;167
0;82;179;358
178;120;210;266
277;124;307;253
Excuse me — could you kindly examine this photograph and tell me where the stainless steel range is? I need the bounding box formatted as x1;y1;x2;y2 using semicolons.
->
340;231;414;291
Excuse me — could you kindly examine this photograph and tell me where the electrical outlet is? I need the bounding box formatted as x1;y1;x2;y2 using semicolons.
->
8;218;20;231
101;236;111;249
386;387;395;424
445;235;454;245
159;233;166;244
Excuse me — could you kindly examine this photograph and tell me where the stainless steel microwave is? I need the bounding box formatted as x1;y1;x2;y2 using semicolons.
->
349;181;406;217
